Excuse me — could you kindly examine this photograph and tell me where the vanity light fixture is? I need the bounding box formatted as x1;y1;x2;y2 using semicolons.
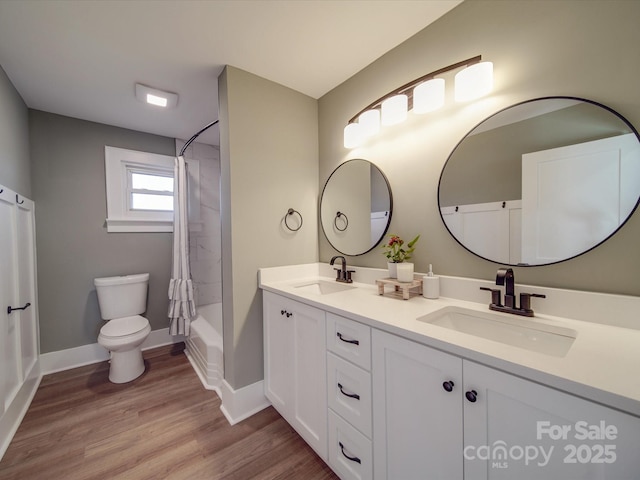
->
381;94;408;125
135;83;179;108
343;55;493;148
359;109;381;137
344;122;364;149
454;61;494;102
413;78;445;113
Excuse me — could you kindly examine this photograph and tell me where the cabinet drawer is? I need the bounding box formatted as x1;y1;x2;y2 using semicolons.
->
327;352;372;437
326;313;371;371
328;410;372;480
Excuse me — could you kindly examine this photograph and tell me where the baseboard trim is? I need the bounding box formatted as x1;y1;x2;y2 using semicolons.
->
219;379;270;426
0;363;41;461
40;328;185;375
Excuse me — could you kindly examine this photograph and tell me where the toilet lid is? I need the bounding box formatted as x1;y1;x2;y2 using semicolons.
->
101;315;149;337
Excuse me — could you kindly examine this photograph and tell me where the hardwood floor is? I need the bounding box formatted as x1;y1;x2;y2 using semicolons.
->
0;344;339;480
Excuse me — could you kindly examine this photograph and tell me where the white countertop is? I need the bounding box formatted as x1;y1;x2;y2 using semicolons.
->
259;263;640;417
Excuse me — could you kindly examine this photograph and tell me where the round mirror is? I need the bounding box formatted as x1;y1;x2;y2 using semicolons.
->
439;97;640;266
321;159;393;256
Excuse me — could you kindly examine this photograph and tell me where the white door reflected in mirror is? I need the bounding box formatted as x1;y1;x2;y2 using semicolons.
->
439;97;640;266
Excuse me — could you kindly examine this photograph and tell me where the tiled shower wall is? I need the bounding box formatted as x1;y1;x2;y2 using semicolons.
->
176;140;222;307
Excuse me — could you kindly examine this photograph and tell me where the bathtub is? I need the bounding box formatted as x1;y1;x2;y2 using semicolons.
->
185;303;223;394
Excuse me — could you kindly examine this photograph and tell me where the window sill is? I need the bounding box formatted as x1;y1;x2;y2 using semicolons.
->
105;218;203;233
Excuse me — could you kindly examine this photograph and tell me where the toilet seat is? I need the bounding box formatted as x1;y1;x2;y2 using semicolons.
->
100;315;149;338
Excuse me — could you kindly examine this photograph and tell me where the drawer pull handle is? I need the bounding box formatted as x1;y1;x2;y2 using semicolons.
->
339;441;361;464
338;382;360;400
337;332;359;345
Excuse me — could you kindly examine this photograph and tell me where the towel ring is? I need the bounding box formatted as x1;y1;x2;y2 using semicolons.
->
284;208;303;231
334;211;349;232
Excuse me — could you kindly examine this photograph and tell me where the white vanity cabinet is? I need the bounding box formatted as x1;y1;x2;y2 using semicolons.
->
326;314;373;480
372;329;640;480
262;291;327;460
259;265;640;480
463;360;640;480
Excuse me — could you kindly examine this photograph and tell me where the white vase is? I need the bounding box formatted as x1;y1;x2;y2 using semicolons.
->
387;262;398;278
396;262;414;282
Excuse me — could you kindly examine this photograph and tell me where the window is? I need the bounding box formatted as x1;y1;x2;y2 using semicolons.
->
104;146;200;232
129;169;174;211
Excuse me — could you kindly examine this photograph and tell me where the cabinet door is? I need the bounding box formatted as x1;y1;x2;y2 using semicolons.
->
463;360;640;480
263;291;294;414
291;297;327;459
263;291;327;460
372;329;463;480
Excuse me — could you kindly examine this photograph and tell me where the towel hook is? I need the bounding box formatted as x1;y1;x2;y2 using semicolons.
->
334;211;349;232
7;302;31;315
16;194;24;205
284;208;303;231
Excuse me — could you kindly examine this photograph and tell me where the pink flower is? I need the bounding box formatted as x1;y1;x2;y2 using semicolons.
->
388;235;402;246
382;234;420;263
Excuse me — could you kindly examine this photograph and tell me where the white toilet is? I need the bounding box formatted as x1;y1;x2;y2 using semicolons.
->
94;273;152;383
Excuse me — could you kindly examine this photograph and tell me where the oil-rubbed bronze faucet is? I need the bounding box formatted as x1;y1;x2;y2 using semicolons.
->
480;267;545;317
496;267;516;308
330;255;354;283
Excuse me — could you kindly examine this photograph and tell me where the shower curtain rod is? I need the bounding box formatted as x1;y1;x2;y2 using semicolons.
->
179;119;219;157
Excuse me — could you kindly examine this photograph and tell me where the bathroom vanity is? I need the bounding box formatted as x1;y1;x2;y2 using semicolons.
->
260;263;640;480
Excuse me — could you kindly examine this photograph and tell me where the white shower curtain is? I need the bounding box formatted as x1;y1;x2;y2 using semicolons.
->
168;155;196;335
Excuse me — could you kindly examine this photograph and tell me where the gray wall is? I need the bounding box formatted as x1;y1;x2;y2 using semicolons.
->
219;66;318;390
0;65;30;197
318;0;640;297
29;110;176;353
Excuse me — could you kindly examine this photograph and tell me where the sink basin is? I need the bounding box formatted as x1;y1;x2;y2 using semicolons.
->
417;307;576;357
294;280;356;295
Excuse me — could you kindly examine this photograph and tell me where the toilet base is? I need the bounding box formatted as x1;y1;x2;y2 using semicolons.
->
108;346;146;383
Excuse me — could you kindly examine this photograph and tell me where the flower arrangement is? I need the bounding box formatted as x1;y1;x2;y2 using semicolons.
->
382;234;420;263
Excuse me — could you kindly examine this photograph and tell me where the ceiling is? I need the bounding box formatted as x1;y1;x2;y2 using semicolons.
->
0;0;461;146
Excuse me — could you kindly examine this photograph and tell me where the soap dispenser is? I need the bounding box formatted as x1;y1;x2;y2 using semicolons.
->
423;264;440;299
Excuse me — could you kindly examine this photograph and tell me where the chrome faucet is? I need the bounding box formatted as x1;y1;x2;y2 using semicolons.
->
330;255;354;283
480;267;546;317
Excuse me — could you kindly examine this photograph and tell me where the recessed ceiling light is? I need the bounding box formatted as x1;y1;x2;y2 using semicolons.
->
135;83;178;108
146;93;168;107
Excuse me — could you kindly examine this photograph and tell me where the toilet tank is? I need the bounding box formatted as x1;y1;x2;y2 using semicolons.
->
94;273;150;320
